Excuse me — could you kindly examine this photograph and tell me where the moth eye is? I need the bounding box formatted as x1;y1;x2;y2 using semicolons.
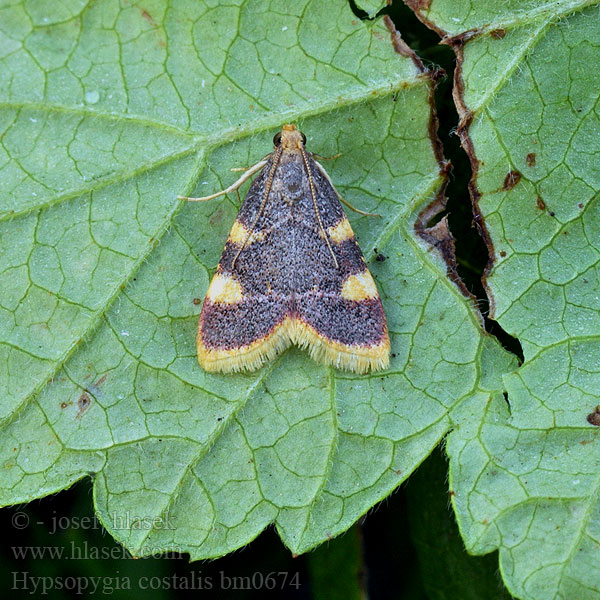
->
300;132;307;145
273;132;282;146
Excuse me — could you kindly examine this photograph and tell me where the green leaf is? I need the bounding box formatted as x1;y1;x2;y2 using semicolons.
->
411;0;600;598
0;0;514;564
353;0;386;18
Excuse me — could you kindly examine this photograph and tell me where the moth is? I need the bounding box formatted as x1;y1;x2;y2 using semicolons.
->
179;124;390;373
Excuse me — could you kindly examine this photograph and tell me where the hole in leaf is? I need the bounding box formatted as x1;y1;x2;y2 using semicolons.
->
386;3;524;362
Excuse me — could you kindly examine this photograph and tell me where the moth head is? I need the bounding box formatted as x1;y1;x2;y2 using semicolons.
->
274;124;306;150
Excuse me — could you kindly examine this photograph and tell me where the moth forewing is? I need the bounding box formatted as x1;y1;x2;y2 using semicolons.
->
188;124;390;373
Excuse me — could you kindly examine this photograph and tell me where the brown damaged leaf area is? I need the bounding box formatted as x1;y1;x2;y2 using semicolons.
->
490;28;507;39
76;392;92;418
385;15;482;313
384;15;427;69
587;406;600;427
402;2;514;318
450;40;499;315
403;0;432;11
415;217;479;311
502;170;522;191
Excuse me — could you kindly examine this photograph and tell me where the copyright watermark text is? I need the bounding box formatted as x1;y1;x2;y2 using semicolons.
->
11;510;176;533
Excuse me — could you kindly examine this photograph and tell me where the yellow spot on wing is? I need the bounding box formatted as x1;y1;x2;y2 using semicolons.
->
228;220;265;245
206;273;243;304
327;217;354;243
227;220;248;244
341;270;378;301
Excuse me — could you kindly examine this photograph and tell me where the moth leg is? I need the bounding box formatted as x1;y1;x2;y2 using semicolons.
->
311;152;342;161
178;159;268;202
313;160;381;218
337;193;381;218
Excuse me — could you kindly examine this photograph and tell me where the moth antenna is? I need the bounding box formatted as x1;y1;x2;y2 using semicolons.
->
300;147;339;269
231;145;284;269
